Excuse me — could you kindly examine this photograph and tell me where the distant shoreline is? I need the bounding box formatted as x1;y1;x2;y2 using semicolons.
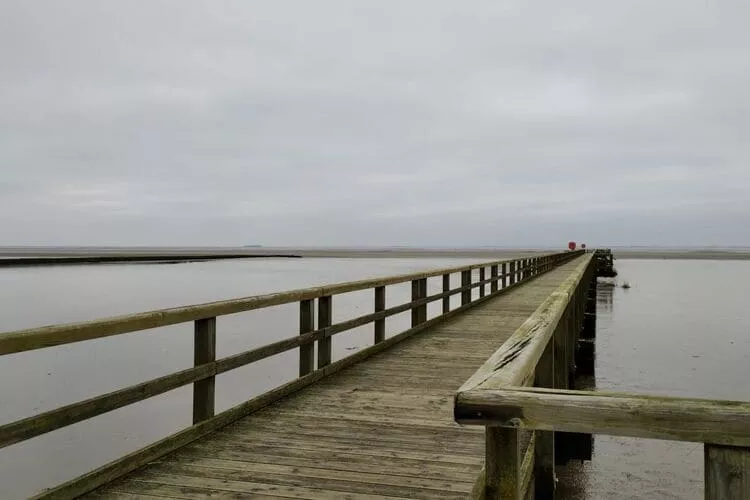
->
612;250;750;260
0;247;749;267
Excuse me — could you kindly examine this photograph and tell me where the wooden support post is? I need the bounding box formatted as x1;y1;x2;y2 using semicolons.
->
534;342;555;498
299;299;315;377
486;427;521;500
317;295;332;369
491;265;498;293
705;444;750;499
411;278;427;327
419;278;428;323
442;274;450;314
479;267;486;298
374;286;385;344
193;317;216;424
461;270;472;306
502;263;508;288
509;262;516;286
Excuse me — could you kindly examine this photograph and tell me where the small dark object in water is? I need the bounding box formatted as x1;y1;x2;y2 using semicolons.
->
621;282;631;289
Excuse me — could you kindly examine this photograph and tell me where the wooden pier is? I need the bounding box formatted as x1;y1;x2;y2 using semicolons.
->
1;250;749;499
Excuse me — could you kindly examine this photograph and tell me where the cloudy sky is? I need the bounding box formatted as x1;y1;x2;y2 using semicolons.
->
2;1;748;247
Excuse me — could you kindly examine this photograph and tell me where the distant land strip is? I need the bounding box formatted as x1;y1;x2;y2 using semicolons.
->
0;254;303;267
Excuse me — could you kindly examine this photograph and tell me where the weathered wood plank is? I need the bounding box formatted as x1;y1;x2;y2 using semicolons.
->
138;462;468;499
456;387;750;447
298;299;315;376
317;295;333;368
374;286;385;344
485;427;520;499
705;444;750;500
192;317;216;424
533;343;555;497
146;457;475;493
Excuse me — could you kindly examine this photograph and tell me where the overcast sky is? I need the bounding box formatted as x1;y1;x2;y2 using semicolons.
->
2;1;749;247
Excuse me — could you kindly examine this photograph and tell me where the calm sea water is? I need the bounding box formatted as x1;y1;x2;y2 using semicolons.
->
558;259;750;499
1;258;748;498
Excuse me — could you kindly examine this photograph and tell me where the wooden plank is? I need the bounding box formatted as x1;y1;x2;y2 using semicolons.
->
192;317;216;424
533;343;555;497
461;270;472;305
374;286;385;344
490;265;498;293
705;444;750;500
114;472;416;500
318;295;333;369
177;442;482;481
146;457;475;493
1;252;579;355
485;427;520;499
456;387;750;447
299;299;314;377
479;268;486;298
443;274;451;313
212;429;484;458
136;462;468;499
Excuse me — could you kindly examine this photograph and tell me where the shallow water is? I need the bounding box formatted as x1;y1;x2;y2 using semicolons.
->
1;258;748;498
558;259;750;499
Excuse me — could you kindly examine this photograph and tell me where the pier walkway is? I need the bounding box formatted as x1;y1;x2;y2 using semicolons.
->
87;258;586;499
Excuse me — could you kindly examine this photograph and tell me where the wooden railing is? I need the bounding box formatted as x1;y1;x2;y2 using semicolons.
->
454;252;750;499
0;250;582;499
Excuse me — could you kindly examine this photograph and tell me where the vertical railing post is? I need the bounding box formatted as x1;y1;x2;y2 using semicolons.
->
419;278;428;323
534;342;555;496
461;270;472;306
502;262;508;288
442;274;450;314
299;299;315;377
411;278;427;327
490;265;498;293
374;286;385;344
486;427;520;499
705;444;750;499
193;317;216;424
317;295;332;369
509;261;516;286
479;267;486;298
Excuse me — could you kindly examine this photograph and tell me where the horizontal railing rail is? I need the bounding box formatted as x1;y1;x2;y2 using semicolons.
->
454;251;750;500
2;252;564;356
1;250;584;499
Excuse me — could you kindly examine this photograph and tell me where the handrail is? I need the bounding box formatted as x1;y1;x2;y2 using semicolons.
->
1;252;559;356
456;386;750;447
1;250;583;499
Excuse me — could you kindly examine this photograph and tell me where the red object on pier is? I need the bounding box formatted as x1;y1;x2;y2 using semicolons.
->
568;241;577;251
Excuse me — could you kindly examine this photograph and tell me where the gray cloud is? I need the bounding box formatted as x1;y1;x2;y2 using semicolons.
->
2;1;749;246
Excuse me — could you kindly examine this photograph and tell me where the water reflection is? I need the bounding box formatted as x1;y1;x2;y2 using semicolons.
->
596;278;615;313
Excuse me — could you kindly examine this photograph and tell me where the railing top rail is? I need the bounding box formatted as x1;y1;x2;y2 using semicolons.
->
455;386;750;447
458;253;593;393
0;251;566;356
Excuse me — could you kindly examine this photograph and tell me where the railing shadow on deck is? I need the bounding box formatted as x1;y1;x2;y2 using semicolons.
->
454;251;750;500
0;250;584;499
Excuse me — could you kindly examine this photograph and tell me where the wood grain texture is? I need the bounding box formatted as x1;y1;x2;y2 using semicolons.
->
457;387;750;447
706;444;750;500
80;258;588;500
192;317;216;424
